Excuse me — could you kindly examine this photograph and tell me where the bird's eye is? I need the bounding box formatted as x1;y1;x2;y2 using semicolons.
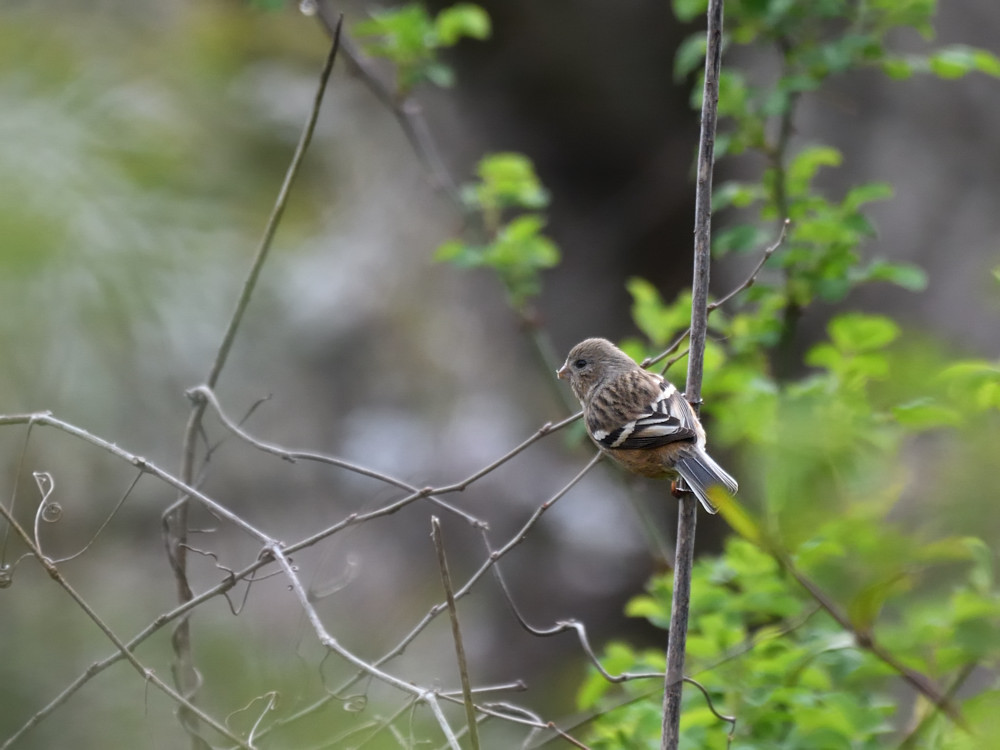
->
573;358;587;369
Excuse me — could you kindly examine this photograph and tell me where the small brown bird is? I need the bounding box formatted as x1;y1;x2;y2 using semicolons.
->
557;337;737;514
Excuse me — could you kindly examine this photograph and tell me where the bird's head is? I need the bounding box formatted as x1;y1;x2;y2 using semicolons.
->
557;337;636;402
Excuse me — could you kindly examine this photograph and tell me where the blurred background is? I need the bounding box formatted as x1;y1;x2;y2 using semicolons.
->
0;1;997;748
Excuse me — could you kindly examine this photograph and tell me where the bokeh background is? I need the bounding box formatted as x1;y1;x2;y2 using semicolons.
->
1;1;997;748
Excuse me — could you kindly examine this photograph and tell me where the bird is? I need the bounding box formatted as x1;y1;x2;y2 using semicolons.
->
556;337;737;514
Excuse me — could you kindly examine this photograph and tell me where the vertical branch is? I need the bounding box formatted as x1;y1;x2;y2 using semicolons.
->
661;1;725;748
165;23;344;750
431;517;481;750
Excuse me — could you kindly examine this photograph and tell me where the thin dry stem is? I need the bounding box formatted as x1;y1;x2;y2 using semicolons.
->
662;1;725;747
0;501;252;749
166;27;344;748
431;517;481;750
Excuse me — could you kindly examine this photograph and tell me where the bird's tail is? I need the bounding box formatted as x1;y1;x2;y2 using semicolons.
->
674;448;738;515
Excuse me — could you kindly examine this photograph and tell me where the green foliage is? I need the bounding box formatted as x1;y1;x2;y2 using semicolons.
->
407;0;999;744
353;2;490;94
583;538;900;749
574;0;1000;747
435;153;558;311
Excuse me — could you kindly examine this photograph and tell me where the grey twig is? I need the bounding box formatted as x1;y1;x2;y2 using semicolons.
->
431;517;481;750
682;677;736;736
776;552;967;728
897;663;976;749
0;499;252;749
492;561;663;684
661;0;726;748
167;26;344;748
267;543;463;750
707;218;788;312
642;218;789;375
314;0;461;202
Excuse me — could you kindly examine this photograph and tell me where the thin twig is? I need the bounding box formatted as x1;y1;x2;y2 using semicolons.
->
0;501;252;749
707;218;788;312
777;553;967;727
49;470;143;564
0;418;37;568
683;677;736;733
314;0;461;202
0;413;274;543
267;543;463;750
167;28;343;747
312;453;604;735
662;0;725;747
188;385;485;527
642;218;788;375
431;517;481;750
897;663;977;749
492;561;663;683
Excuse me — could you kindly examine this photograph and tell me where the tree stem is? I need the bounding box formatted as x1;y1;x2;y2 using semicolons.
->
660;0;725;747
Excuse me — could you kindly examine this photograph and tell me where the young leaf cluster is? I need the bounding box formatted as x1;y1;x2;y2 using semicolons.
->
354;2;490;94
435;153;560;313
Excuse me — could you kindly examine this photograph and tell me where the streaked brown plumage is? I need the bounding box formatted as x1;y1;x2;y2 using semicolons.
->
557;337;737;513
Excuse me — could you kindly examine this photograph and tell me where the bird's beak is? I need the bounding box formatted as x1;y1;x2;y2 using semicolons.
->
556;363;570;380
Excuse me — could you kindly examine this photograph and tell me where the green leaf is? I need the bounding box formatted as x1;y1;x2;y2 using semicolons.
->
474;152;549;209
672;0;707;23
938;359;1000;410
423;61;455;87
787;146;842;197
964;537;994;593
828;313;899;352
972;47;1000;77
712;224;769;256
892;398;961;429
625;595;668;623
435;3;491;45
488;216;559;269
842;181;894;212
913;536;978;565
928;45;1000;79
938;360;1000;383
673;34;707;82
433;239;483;268
804;342;840;371
501;213;545;242
354;4;434;63
847;574;910;632
713;181;761;210
880;56;914;79
853;259;928;291
716;70;751;119
626;279;692;346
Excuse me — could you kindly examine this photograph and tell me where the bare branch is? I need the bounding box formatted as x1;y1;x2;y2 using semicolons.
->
166;26;345;748
266;543;463;750
641;218;788;375
49;470;143;565
776;553;967;728
314;1;461;202
0;500;252;749
682;677;736;733
662;0;726;747
431;517;481;750
492;560;663;683
706;218;789;312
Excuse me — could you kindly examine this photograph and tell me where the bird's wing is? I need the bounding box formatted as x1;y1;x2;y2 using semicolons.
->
589;372;700;450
